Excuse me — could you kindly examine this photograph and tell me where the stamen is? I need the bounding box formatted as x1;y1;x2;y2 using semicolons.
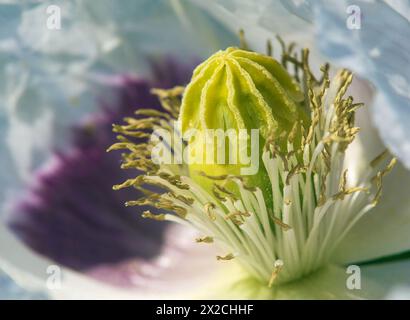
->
272;217;292;231
204;202;217;221
239;29;248;50
217;253;235;261
266;39;273;57
196;236;214;244
141;211;166;221
268;260;284;288
370;150;389;168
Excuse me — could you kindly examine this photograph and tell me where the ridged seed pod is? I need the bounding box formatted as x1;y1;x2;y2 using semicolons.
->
179;47;306;200
180;47;305;138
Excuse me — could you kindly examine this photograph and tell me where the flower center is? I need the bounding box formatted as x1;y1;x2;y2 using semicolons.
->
108;41;395;286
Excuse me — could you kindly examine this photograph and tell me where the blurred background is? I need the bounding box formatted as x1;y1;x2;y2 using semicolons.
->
1;0;409;299
0;0;237;299
0;271;45;299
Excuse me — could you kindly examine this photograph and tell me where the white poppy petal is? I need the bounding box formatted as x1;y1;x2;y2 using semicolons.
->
187;0;315;53
333;160;410;264
332;78;410;264
361;258;410;299
2;216;404;300
0;0;236;209
0;2;237;296
0;222;246;299
312;0;410;168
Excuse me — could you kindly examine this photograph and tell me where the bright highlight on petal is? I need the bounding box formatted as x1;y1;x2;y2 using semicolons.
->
109;40;396;288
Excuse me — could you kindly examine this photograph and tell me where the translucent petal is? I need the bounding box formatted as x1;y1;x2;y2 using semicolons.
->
187;0;315;54
333;78;410;264
0;0;237;209
361;258;410;299
312;0;410;168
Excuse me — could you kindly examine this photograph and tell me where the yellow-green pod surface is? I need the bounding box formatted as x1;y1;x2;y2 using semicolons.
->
179;47;306;201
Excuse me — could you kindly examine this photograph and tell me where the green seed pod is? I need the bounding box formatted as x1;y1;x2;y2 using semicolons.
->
179;47;306;200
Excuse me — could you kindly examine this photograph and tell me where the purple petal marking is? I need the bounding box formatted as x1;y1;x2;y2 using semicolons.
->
6;60;194;273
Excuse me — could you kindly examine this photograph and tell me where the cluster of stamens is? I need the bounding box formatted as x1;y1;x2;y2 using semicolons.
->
108;38;395;286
